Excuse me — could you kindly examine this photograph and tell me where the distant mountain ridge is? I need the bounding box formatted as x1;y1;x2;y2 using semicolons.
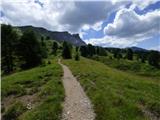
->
17;26;86;46
105;46;149;52
129;46;148;52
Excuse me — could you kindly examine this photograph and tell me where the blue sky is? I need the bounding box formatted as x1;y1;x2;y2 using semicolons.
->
1;0;160;50
82;1;160;50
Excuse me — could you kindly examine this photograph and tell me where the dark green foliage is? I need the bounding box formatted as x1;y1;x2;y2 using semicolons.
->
75;47;80;61
148;50;160;68
117;53;122;60
88;44;96;57
96;47;107;56
46;36;50;40
52;41;58;55
135;52;148;63
40;36;45;46
75;46;79;52
80;46;88;57
140;53;146;63
3;101;26;120
126;48;133;60
1;24;49;73
40;36;48;58
62;41;72;59
1;24;19;73
48;60;51;64
109;48;122;60
80;45;107;58
113;50;118;59
17;30;43;69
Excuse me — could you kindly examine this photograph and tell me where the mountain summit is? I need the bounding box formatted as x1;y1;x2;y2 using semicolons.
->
18;26;86;46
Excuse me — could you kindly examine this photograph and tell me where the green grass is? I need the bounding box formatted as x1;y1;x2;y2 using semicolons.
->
2;59;64;120
92;55;160;78
63;57;160;120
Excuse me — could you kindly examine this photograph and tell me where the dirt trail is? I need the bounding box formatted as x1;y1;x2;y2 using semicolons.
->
58;59;95;120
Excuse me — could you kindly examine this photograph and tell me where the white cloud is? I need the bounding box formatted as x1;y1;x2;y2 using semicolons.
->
1;0;159;48
81;21;103;31
91;21;103;31
94;8;160;47
149;45;160;51
104;8;160;37
0;0;128;33
132;0;157;10
111;0;157;10
85;33;152;48
1;0;66;31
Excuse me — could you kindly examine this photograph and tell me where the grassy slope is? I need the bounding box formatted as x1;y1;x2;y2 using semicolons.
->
63;57;160;120
2;59;64;120
92;56;160;78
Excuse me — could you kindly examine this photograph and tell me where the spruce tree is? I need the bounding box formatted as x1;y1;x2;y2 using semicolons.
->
75;47;80;61
62;41;72;59
148;50;160;68
1;24;19;73
126;48;133;60
52;41;58;55
17;30;42;69
80;46;88;57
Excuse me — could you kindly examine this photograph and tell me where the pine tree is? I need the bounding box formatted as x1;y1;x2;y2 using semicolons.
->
62;41;72;59
88;44;95;57
40;36;48;58
52;41;58;55
1;24;19;73
80;46;88;57
75;47;80;61
126;48;133;60
148;50;160;68
17;30;42;69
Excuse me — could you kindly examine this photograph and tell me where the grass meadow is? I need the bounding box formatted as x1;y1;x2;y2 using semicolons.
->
63;57;160;120
1;58;64;120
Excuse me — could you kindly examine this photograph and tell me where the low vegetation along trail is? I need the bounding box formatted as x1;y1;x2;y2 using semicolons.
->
58;59;95;120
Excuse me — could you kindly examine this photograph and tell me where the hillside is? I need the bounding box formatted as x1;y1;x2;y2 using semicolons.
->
129;47;148;52
17;26;86;46
1;24;160;120
1;58;64;120
92;56;160;78
63;57;160;120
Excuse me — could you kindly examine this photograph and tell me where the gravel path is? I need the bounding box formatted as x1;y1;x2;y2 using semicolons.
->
59;59;95;120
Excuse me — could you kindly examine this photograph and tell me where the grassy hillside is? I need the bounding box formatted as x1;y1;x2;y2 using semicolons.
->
63;57;160;120
1;58;64;120
92;55;160;78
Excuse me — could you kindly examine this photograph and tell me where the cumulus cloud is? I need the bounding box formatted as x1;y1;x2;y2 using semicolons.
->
85;33;152;48
104;8;160;37
132;0;157;10
1;0;66;31
1;0;159;48
58;1;124;32
97;8;160;47
0;0;128;33
111;0;157;10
